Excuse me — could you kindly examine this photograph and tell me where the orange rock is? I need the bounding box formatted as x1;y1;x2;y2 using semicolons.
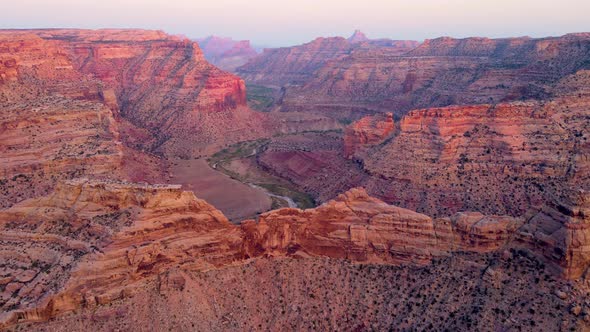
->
0;183;588;327
343;113;394;158
277;34;590;119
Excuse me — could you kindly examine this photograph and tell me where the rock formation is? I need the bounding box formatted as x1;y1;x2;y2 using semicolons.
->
258;74;590;219
237;35;419;86
272;34;590;119
0;28;343;220
0;32;125;208
237;36;355;86
241;188;521;265
1;182;590;329
197;36;259;72
0;179;242;326
343;112;394;158
37;29;271;156
361;89;590;217
347;30;369;43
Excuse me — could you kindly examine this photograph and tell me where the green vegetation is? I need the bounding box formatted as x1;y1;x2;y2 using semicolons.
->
208;139;270;176
270;196;290;210
246;84;278;112
337;118;354;125
208;139;316;210
209;138;268;161
257;183;315;209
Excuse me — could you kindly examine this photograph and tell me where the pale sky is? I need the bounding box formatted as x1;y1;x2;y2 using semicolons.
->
3;0;590;46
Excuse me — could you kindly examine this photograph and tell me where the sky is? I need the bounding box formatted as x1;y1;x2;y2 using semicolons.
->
3;0;590;46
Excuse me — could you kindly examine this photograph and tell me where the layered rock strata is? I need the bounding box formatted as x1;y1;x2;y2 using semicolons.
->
258;77;590;218
1;182;589;327
0;32;125;208
237;35;418;86
343;112;394;158
275;34;590;118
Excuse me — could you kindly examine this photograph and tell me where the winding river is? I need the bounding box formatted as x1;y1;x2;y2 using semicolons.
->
248;183;298;208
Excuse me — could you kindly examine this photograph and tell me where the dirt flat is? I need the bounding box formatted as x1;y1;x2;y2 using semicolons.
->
168;159;271;221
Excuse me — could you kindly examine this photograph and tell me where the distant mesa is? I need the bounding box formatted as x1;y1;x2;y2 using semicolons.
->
348;29;369;43
196;35;259;71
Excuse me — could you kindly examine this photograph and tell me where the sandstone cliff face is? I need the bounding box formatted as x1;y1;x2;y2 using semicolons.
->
4;183;589;328
37;29;269;156
260;79;589;219
0;32;125;208
0;29;276;172
237;37;355;86
362;94;589;217
517;189;590;279
343;112;394;158
241;188;521;266
197;36;258;72
278;34;590;118
237;36;418;87
0;180;242;326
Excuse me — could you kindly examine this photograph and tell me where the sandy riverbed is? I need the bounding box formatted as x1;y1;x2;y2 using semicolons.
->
168;159;271;222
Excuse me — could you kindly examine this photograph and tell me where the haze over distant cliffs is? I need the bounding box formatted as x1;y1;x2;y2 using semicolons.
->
238;32;590;119
1;27;590;331
237;30;419;86
196;35;259;72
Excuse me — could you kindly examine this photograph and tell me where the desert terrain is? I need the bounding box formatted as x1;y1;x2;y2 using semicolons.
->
0;26;589;331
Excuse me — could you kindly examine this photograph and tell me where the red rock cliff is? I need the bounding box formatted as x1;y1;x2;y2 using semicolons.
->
343;112;394;158
278;34;590;119
3;183;587;327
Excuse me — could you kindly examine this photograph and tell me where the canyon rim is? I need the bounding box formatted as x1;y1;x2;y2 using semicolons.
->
1;1;590;331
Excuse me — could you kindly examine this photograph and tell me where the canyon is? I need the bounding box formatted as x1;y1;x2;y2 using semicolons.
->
255;70;590;218
1;180;589;330
237;31;419;87
0;28;335;212
238;33;590;122
1;27;590;331
197;36;259;72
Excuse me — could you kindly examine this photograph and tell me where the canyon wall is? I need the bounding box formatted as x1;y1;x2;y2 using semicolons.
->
237;34;419;86
197;36;258;72
362;81;590;216
1;29;338;158
237;37;355;86
256;34;590;119
257;71;590;219
1;181;589;328
36;29;271;156
343;112;394;158
0;32;125;208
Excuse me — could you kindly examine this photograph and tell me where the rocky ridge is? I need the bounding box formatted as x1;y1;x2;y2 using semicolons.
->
1;181;590;328
343;112;394;158
236;34;419;86
274;34;590;119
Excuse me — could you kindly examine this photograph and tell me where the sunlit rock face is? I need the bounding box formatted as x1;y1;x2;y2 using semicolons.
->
2;182;590;328
343;112;394;159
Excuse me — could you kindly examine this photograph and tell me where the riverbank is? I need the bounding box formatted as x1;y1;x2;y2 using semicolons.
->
168;158;271;222
207;139;315;210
